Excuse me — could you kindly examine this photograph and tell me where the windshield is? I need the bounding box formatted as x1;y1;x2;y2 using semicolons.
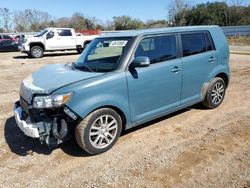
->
74;37;131;72
35;29;48;37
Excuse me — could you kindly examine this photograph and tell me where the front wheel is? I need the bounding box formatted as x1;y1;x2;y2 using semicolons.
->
75;108;122;155
202;77;226;109
30;46;44;58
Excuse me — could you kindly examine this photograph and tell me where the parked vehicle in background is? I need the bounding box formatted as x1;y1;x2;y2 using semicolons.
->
18;28;99;58
14;26;230;155
0;35;14;42
14;34;25;44
0;40;18;52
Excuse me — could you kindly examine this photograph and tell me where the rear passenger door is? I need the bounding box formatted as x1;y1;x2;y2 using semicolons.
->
180;31;217;104
56;29;76;49
126;34;182;123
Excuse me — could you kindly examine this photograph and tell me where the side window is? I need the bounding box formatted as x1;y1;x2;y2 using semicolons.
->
181;33;206;57
139;38;155;51
205;32;215;51
2;40;13;46
57;30;72;37
135;35;177;64
3;35;12;39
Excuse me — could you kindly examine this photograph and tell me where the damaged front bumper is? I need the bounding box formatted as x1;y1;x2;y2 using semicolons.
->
14;101;79;147
14;103;40;138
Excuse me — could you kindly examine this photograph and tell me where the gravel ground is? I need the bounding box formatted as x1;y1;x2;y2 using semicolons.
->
0;51;249;188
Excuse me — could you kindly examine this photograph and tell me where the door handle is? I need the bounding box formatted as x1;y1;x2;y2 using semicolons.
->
171;66;181;73
208;57;216;63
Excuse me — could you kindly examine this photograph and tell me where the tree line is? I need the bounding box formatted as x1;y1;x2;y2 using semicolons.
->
169;0;250;26
0;1;249;33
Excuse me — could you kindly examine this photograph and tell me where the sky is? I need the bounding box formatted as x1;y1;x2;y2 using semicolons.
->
1;0;247;22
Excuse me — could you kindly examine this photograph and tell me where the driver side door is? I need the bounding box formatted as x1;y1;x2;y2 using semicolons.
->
45;30;59;50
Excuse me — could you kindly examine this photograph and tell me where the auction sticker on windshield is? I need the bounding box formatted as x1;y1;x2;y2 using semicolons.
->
110;40;128;47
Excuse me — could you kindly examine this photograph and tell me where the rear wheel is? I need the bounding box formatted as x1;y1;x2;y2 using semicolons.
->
76;48;83;54
75;108;122;155
202;77;226;109
30;46;44;58
76;42;90;54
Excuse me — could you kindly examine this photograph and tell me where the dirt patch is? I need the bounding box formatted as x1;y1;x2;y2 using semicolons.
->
0;52;249;187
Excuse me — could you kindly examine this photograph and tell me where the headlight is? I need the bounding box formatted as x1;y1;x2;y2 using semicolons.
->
22;38;27;43
33;93;72;109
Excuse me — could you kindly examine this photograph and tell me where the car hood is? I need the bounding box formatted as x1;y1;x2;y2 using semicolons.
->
25;36;44;43
20;63;105;103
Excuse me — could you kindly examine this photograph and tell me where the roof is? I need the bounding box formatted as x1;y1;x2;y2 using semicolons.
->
100;25;219;38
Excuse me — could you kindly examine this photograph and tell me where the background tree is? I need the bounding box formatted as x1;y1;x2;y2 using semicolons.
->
0;8;12;32
1;2;250;33
145;19;168;28
168;0;190;26
13;9;52;32
113;16;144;30
170;2;250;26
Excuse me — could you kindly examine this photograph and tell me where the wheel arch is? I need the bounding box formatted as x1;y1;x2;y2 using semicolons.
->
29;42;45;51
94;105;127;131
215;72;229;88
207;65;230;88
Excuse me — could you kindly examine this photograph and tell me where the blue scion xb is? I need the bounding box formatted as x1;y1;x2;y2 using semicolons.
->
14;26;230;155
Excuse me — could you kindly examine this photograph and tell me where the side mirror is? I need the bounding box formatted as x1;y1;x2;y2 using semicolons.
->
46;32;54;40
130;56;150;68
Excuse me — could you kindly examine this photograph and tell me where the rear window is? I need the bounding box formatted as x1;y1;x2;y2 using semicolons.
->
3;35;12;39
57;29;72;36
181;33;206;57
205;32;215;51
181;32;215;57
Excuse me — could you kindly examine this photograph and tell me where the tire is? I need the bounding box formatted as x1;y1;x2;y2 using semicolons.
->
202;77;226;109
30;46;44;58
26;52;32;58
76;42;90;54
76;48;83;54
75;108;122;155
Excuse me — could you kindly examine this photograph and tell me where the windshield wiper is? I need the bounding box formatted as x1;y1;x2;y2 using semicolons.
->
72;62;94;72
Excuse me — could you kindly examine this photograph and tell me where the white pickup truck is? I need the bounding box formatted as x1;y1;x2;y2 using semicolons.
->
18;28;99;58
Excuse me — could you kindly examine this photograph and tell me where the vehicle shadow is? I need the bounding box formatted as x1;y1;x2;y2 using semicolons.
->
12;52;79;59
122;108;190;136
122;103;209;136
4;104;207;157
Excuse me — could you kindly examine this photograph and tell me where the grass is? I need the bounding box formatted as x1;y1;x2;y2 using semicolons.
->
227;36;250;46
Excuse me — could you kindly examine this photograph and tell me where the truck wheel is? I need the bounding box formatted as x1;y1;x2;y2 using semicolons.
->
75;108;122;155
76;48;83;54
202;77;226;109
30;46;44;58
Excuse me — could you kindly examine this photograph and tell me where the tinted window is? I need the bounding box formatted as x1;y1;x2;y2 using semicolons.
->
135;35;177;63
1;40;14;46
3;35;12;39
181;33;206;57
205;32;215;51
58;30;72;36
